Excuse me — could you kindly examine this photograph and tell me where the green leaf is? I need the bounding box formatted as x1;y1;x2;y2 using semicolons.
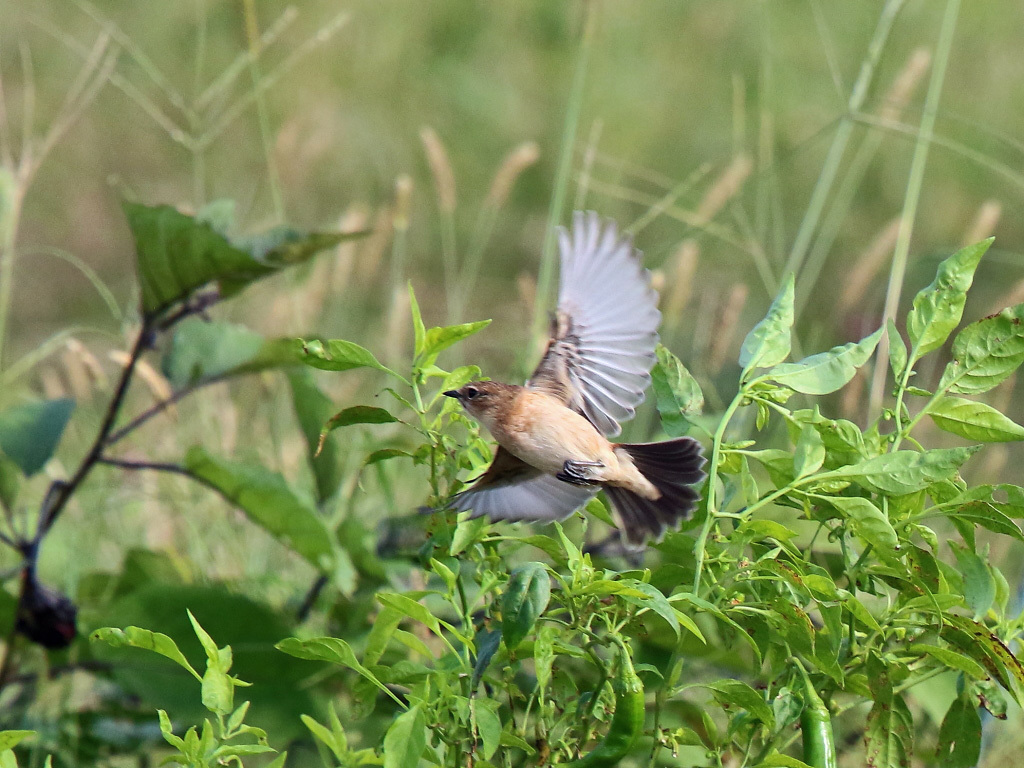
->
90;626;201;680
752;755;813;768
408;283;426;358
740;274;794;372
836;447;980;495
162;319;263;387
125;202;357;315
765;326;883;395
928;396;1024;442
501;563;550;651
0;453;22;510
321;406;398;432
286;369;343;502
184;447;334;572
383;704;428;768
0;733;34;753
948;501;1024;543
377;592;471;647
651;344;703;436
906;239;992;361
951;543;995;620
276;637;399;705
126;201;260;315
935;693;981;768
865;695;913;768
296;338;401;378
907;644;987;679
301;714;346;763
0;398;75;476
822;496;899;562
943;615;1024;700
473;699;502;760
701;679;775;729
793;424;825;478
939;303;1024;395
888;319;908;381
417;320;492;367
617;579;700;642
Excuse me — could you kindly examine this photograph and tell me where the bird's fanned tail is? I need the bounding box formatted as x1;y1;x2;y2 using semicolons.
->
604;437;706;547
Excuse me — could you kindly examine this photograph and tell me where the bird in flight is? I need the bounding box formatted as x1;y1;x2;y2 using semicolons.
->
442;211;705;548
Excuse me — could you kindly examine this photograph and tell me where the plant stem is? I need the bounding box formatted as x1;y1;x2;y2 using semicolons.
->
532;2;596;342
868;0;961;420
0;184;23;372
691;389;746;595
36;320;152;538
783;0;906;279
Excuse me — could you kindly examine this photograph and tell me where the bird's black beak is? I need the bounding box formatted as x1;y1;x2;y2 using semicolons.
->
443;389;460;399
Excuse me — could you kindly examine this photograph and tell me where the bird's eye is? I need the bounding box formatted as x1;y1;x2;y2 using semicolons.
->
465;387;480;400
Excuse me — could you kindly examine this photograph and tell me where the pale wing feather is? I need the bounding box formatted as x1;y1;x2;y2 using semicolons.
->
531;211;661;435
449;474;596;522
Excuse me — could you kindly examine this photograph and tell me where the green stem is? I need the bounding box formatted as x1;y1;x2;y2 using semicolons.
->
691;389;746;594
868;0;961;420
783;0;906;279
0;184;23;372
532;3;596;341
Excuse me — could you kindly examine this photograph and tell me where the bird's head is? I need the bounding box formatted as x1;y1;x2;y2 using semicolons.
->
442;381;512;423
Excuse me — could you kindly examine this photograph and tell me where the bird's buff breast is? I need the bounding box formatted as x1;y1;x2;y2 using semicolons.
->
488;391;615;475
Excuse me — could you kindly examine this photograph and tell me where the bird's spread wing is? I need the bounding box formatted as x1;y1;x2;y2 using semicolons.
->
529;211;660;436
448;446;596;522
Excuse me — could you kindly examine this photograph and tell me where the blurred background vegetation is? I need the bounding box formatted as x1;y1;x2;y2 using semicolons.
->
1;0;1024;765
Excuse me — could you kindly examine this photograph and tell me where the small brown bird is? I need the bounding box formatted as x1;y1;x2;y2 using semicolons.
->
443;212;705;547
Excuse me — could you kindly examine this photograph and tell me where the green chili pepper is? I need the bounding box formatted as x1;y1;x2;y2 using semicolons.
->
566;643;645;767
800;671;837;768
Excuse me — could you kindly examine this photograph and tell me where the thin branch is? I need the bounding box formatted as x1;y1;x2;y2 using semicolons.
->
96;456;195;478
35;320;152;538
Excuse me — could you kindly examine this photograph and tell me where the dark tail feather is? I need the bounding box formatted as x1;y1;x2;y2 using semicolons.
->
604;437;706;548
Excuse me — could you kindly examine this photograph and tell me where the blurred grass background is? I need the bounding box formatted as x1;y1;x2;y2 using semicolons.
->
2;0;1024;764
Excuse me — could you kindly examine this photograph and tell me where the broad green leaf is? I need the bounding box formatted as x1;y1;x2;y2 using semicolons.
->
473;698;502;760
184;447;334;572
822;496;899;562
651;344;703;436
163;319;307;387
907;644;987;679
0;398;75;476
418;320;492;367
471;629;502;688
701;679;774;729
285;369;343;502
752;755;813;768
301;714;346;763
887;319;908;381
949;501;1024;543
501;563;550;651
126;202;260;315
276;636;399;705
793;424;825;478
125;202;358;315
865;694;913;768
296;338;401;379
162;318;262;387
938;303;1024;395
0;733;34;753
928;396;1024;442
383;704;428;768
364;448;412;466
835;447;980;495
91;626;201;680
377;593;471;647
321;406;398;433
951;544;995;620
943;615;1024;699
906;239;992;360
739;274;794;372
617;579;699;642
765;326;883;395
936;693;981;768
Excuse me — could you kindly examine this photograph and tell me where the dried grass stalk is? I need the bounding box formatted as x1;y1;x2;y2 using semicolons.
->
420;126;457;214
486;141;540;209
838;218;901;315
